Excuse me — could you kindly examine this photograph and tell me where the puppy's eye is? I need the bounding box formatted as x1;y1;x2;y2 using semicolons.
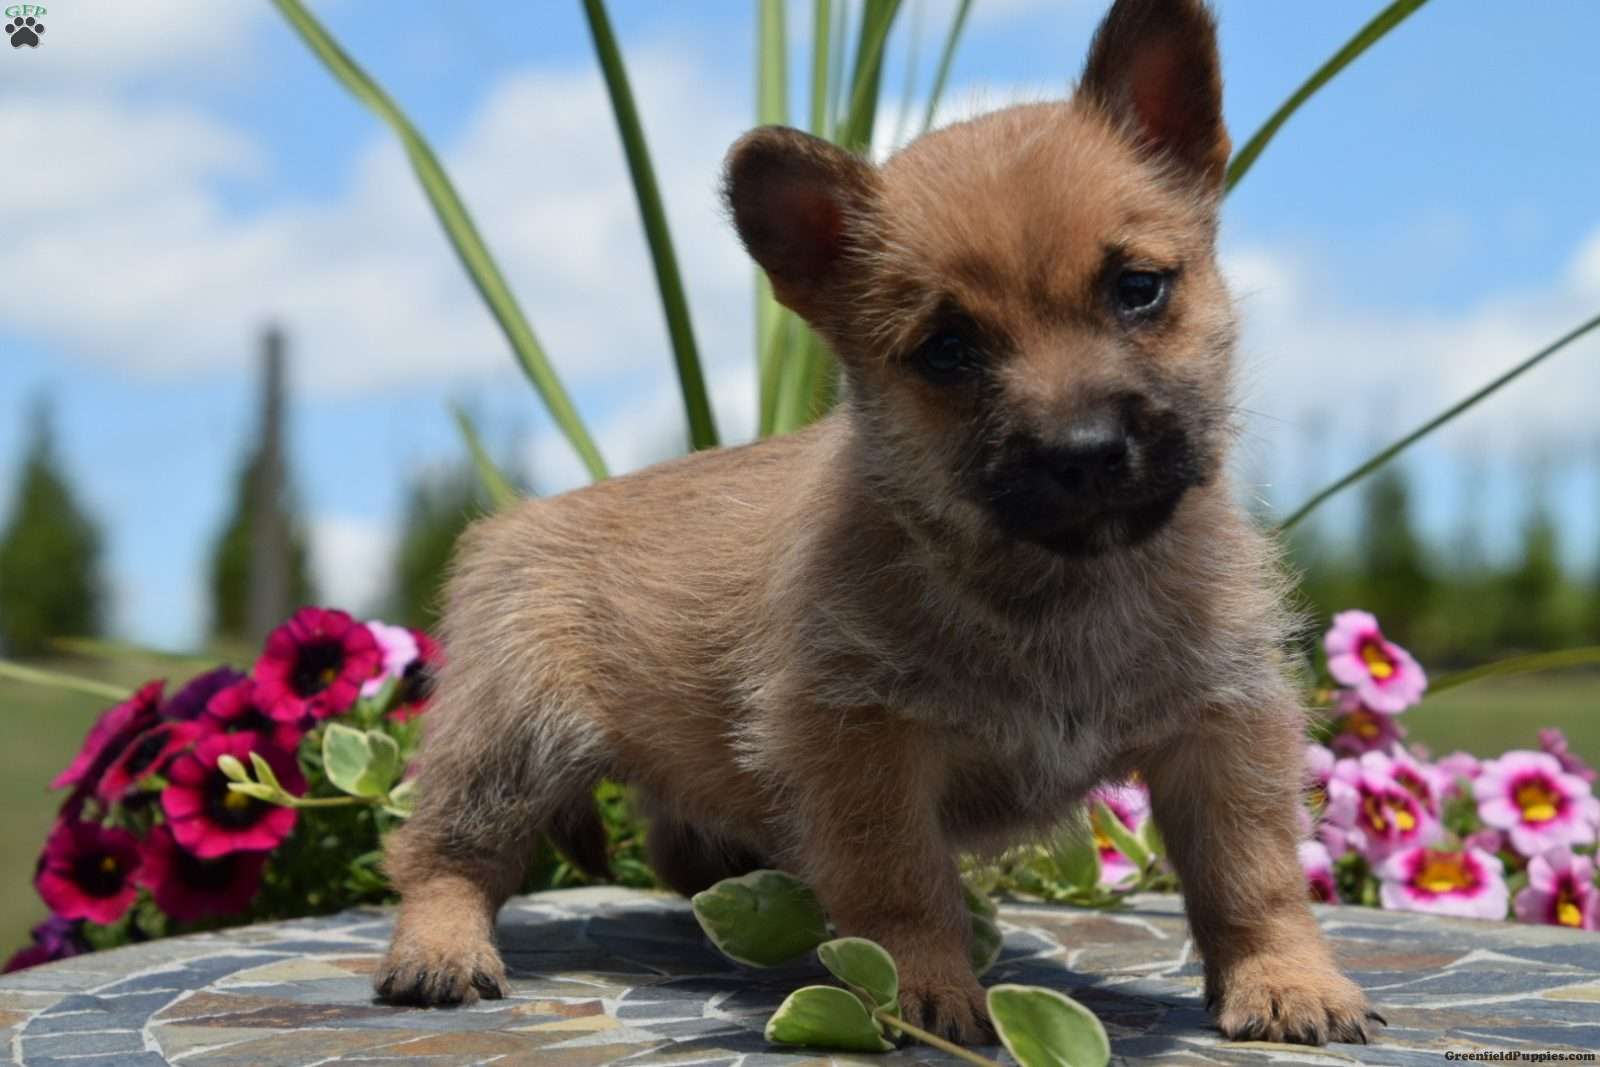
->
914;332;978;384
1113;270;1169;317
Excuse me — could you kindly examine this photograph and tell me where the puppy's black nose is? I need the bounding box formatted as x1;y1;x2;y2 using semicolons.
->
1046;414;1131;498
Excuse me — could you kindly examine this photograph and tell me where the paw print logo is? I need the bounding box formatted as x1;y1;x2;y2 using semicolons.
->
5;15;44;48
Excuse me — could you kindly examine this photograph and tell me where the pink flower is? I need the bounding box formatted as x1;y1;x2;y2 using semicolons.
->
1474;750;1599;857
1088;782;1149;888
202;678;303;753
162;733;303;859
1300;841;1337;903
1538;729;1597;786
1378;846;1508;920
1323;611;1426;713
253;607;381;722
1327;692;1406;757
96;721;206;806
51;681;164;792
361;621;420;698
360;622;442;721
1386;746;1446;816
1513;848;1599;931
35;820;142;925
1324;750;1441;861
134;824;267;922
1463;829;1506;856
1436;751;1482;800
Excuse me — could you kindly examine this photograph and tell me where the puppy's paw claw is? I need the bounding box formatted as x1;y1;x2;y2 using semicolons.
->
1213;959;1374;1046
374;939;508;1007
896;979;993;1046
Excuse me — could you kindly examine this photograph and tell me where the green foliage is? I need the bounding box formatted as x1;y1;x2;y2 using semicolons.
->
0;402;104;656
207;451;316;640
989;984;1111;1067
388;465;486;629
690;869;830;967
766;984;894;1053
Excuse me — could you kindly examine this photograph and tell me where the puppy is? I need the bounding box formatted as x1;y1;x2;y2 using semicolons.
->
375;0;1374;1046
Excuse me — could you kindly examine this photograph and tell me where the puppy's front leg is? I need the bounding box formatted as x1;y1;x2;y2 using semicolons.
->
780;710;988;1044
1142;703;1375;1045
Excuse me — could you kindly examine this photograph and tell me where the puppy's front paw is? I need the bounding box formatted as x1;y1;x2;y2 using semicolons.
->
374;933;508;1007
1212;956;1377;1045
896;974;993;1046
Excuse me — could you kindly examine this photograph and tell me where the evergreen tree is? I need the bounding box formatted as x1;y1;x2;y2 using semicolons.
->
1354;466;1432;644
207;453;316;640
0;401;104;656
1499;501;1566;652
388;467;487;630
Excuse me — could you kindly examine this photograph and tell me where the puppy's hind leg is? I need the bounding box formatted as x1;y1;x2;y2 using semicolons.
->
375;692;607;1007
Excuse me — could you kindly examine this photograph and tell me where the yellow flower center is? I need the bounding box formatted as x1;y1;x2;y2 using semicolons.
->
1352;710;1381;739
320;666;338;686
224;789;253;812
1362;793;1415;835
1556;892;1582;928
1360;640;1396;679
1394;807;1417;832
99;855;119;875
1515;780;1559;824
1415;854;1474;893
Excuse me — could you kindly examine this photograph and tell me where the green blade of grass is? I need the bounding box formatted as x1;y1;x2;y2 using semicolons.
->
838;0;904;152
891;0;926;148
0;660;128;703
270;0;608;481
829;0;851;136
810;0;833;136
451;406;519;511
1429;647;1600;696
1278;310;1600;532
756;0;791;435
581;0;719;452
920;0;972;134
1226;0;1429;194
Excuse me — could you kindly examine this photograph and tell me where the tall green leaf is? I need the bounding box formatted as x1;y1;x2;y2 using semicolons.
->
1227;0;1430;193
755;0;793;437
450;406;518;511
1279;310;1600;531
1429;647;1600;697
581;0;718;452
838;0;904;152
269;0;608;481
0;660;128;703
921;0;972;134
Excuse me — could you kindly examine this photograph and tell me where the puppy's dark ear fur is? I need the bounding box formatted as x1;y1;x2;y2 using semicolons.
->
724;126;879;322
1078;0;1230;192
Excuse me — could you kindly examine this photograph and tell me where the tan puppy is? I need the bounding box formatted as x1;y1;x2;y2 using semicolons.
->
375;0;1375;1046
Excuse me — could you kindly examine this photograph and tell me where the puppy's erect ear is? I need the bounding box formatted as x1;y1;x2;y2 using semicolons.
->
725;126;879;322
1078;0;1230;192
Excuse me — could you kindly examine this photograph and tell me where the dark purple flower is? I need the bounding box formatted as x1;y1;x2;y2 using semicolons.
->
3;917;87;973
161;667;245;722
134;824;267;921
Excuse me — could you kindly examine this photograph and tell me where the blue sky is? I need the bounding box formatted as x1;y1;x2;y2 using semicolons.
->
3;1;1598;650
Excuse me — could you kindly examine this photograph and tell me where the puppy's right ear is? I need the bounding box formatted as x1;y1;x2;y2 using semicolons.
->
725;126;879;323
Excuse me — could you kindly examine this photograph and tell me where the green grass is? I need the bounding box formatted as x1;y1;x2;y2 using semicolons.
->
1;665;1593;960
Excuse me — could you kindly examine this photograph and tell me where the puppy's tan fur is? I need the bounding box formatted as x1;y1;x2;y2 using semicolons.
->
377;0;1373;1046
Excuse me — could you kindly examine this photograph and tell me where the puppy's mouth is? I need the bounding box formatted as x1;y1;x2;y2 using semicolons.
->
976;424;1209;558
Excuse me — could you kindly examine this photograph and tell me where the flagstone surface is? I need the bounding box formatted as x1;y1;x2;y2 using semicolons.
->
2;887;1597;1065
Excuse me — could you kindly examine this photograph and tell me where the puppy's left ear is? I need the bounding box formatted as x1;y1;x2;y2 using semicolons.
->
1078;0;1230;193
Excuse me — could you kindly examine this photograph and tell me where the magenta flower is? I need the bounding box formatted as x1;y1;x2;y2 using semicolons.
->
1463;828;1506;856
160;667;245;722
360;622;441;721
1538;728;1597;786
96;721;205;806
202;678;303;753
253;607;381;722
1387;746;1446;816
3;917;87;974
1436;751;1483;800
1324;751;1441;861
1474;750;1600;857
1378;846;1508;920
1514;848;1599;931
35;820;142;924
162;732;303;859
134;824;268;921
1089;781;1149;888
1327;691;1407;757
1323;610;1426;713
1300;841;1337;903
51;681;164;792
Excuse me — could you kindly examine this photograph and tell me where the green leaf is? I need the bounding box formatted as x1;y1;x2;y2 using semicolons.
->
989;985;1111;1067
1091;801;1151;873
818;937;899;1015
0;659;129;703
1048;820;1102;891
216;754;249;783
1428;646;1600;696
321;723;399;798
920;0;973;134
268;0;608;481
580;0;717;452
969;910;1003;977
1227;0;1429;193
1138;818;1166;861
764;984;894;1053
450;406;518;511
227;782;280;803
691;869;831;967
382;778;417;819
247;751;284;794
1279;309;1600;531
963;880;998;920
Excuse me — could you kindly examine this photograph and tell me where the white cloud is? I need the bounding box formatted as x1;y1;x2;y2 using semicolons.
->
309;515;395;618
0;1;269;86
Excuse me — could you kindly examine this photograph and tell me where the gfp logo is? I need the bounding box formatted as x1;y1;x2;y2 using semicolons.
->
4;4;45;48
